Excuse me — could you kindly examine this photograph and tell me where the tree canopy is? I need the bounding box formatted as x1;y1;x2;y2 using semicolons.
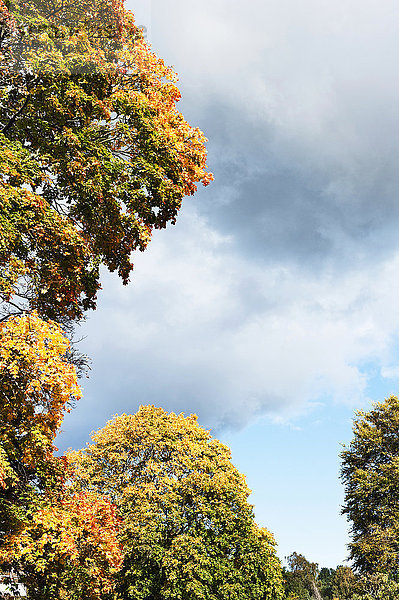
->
283;552;322;600
68;406;284;600
0;312;80;532
331;565;357;600
0;0;213;323
340;395;399;575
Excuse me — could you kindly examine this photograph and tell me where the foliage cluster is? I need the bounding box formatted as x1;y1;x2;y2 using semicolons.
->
0;313;123;599
68;407;284;600
340;395;399;575
0;0;213;324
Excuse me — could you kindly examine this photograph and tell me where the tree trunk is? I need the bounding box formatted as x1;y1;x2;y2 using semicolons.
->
311;580;323;600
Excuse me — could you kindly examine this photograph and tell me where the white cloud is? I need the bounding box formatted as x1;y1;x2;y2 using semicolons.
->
76;205;399;429
140;0;399;272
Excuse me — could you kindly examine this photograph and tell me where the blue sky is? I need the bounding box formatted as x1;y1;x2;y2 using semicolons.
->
57;0;399;568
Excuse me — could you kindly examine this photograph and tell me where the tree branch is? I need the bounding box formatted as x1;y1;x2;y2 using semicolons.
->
2;95;30;134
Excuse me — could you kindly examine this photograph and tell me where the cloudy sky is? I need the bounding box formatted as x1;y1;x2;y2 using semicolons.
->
57;0;399;567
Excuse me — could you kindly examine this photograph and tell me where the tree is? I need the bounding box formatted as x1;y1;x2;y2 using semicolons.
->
351;573;399;600
0;313;80;580
68;406;284;600
0;0;213;323
283;552;322;600
331;566;356;600
1;489;123;600
0;312;125;599
340;395;399;574
318;567;336;600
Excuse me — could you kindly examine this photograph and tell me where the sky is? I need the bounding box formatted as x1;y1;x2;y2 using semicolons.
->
57;0;399;568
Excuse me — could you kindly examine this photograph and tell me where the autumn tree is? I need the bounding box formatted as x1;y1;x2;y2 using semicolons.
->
68;406;284;600
0;312;81;537
0;313;77;574
1;489;123;600
0;312;124;599
0;0;212;323
340;395;399;575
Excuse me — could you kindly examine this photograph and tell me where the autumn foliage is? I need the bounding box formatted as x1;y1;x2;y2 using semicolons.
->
0;313;123;599
0;312;80;497
0;134;100;322
68;407;284;600
0;0;218;594
0;0;213;322
2;491;123;600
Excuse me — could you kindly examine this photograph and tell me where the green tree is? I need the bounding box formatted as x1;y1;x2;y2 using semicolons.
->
332;566;356;600
318;567;336;600
68;406;284;600
340;395;399;574
282;553;341;600
351;573;399;600
0;0;212;324
283;552;322;600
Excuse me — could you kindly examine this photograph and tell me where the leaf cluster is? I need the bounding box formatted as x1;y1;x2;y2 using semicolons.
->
0;314;78;566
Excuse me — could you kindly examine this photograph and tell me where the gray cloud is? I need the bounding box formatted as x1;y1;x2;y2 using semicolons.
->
57;0;399;448
57;205;399;450
150;0;399;270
